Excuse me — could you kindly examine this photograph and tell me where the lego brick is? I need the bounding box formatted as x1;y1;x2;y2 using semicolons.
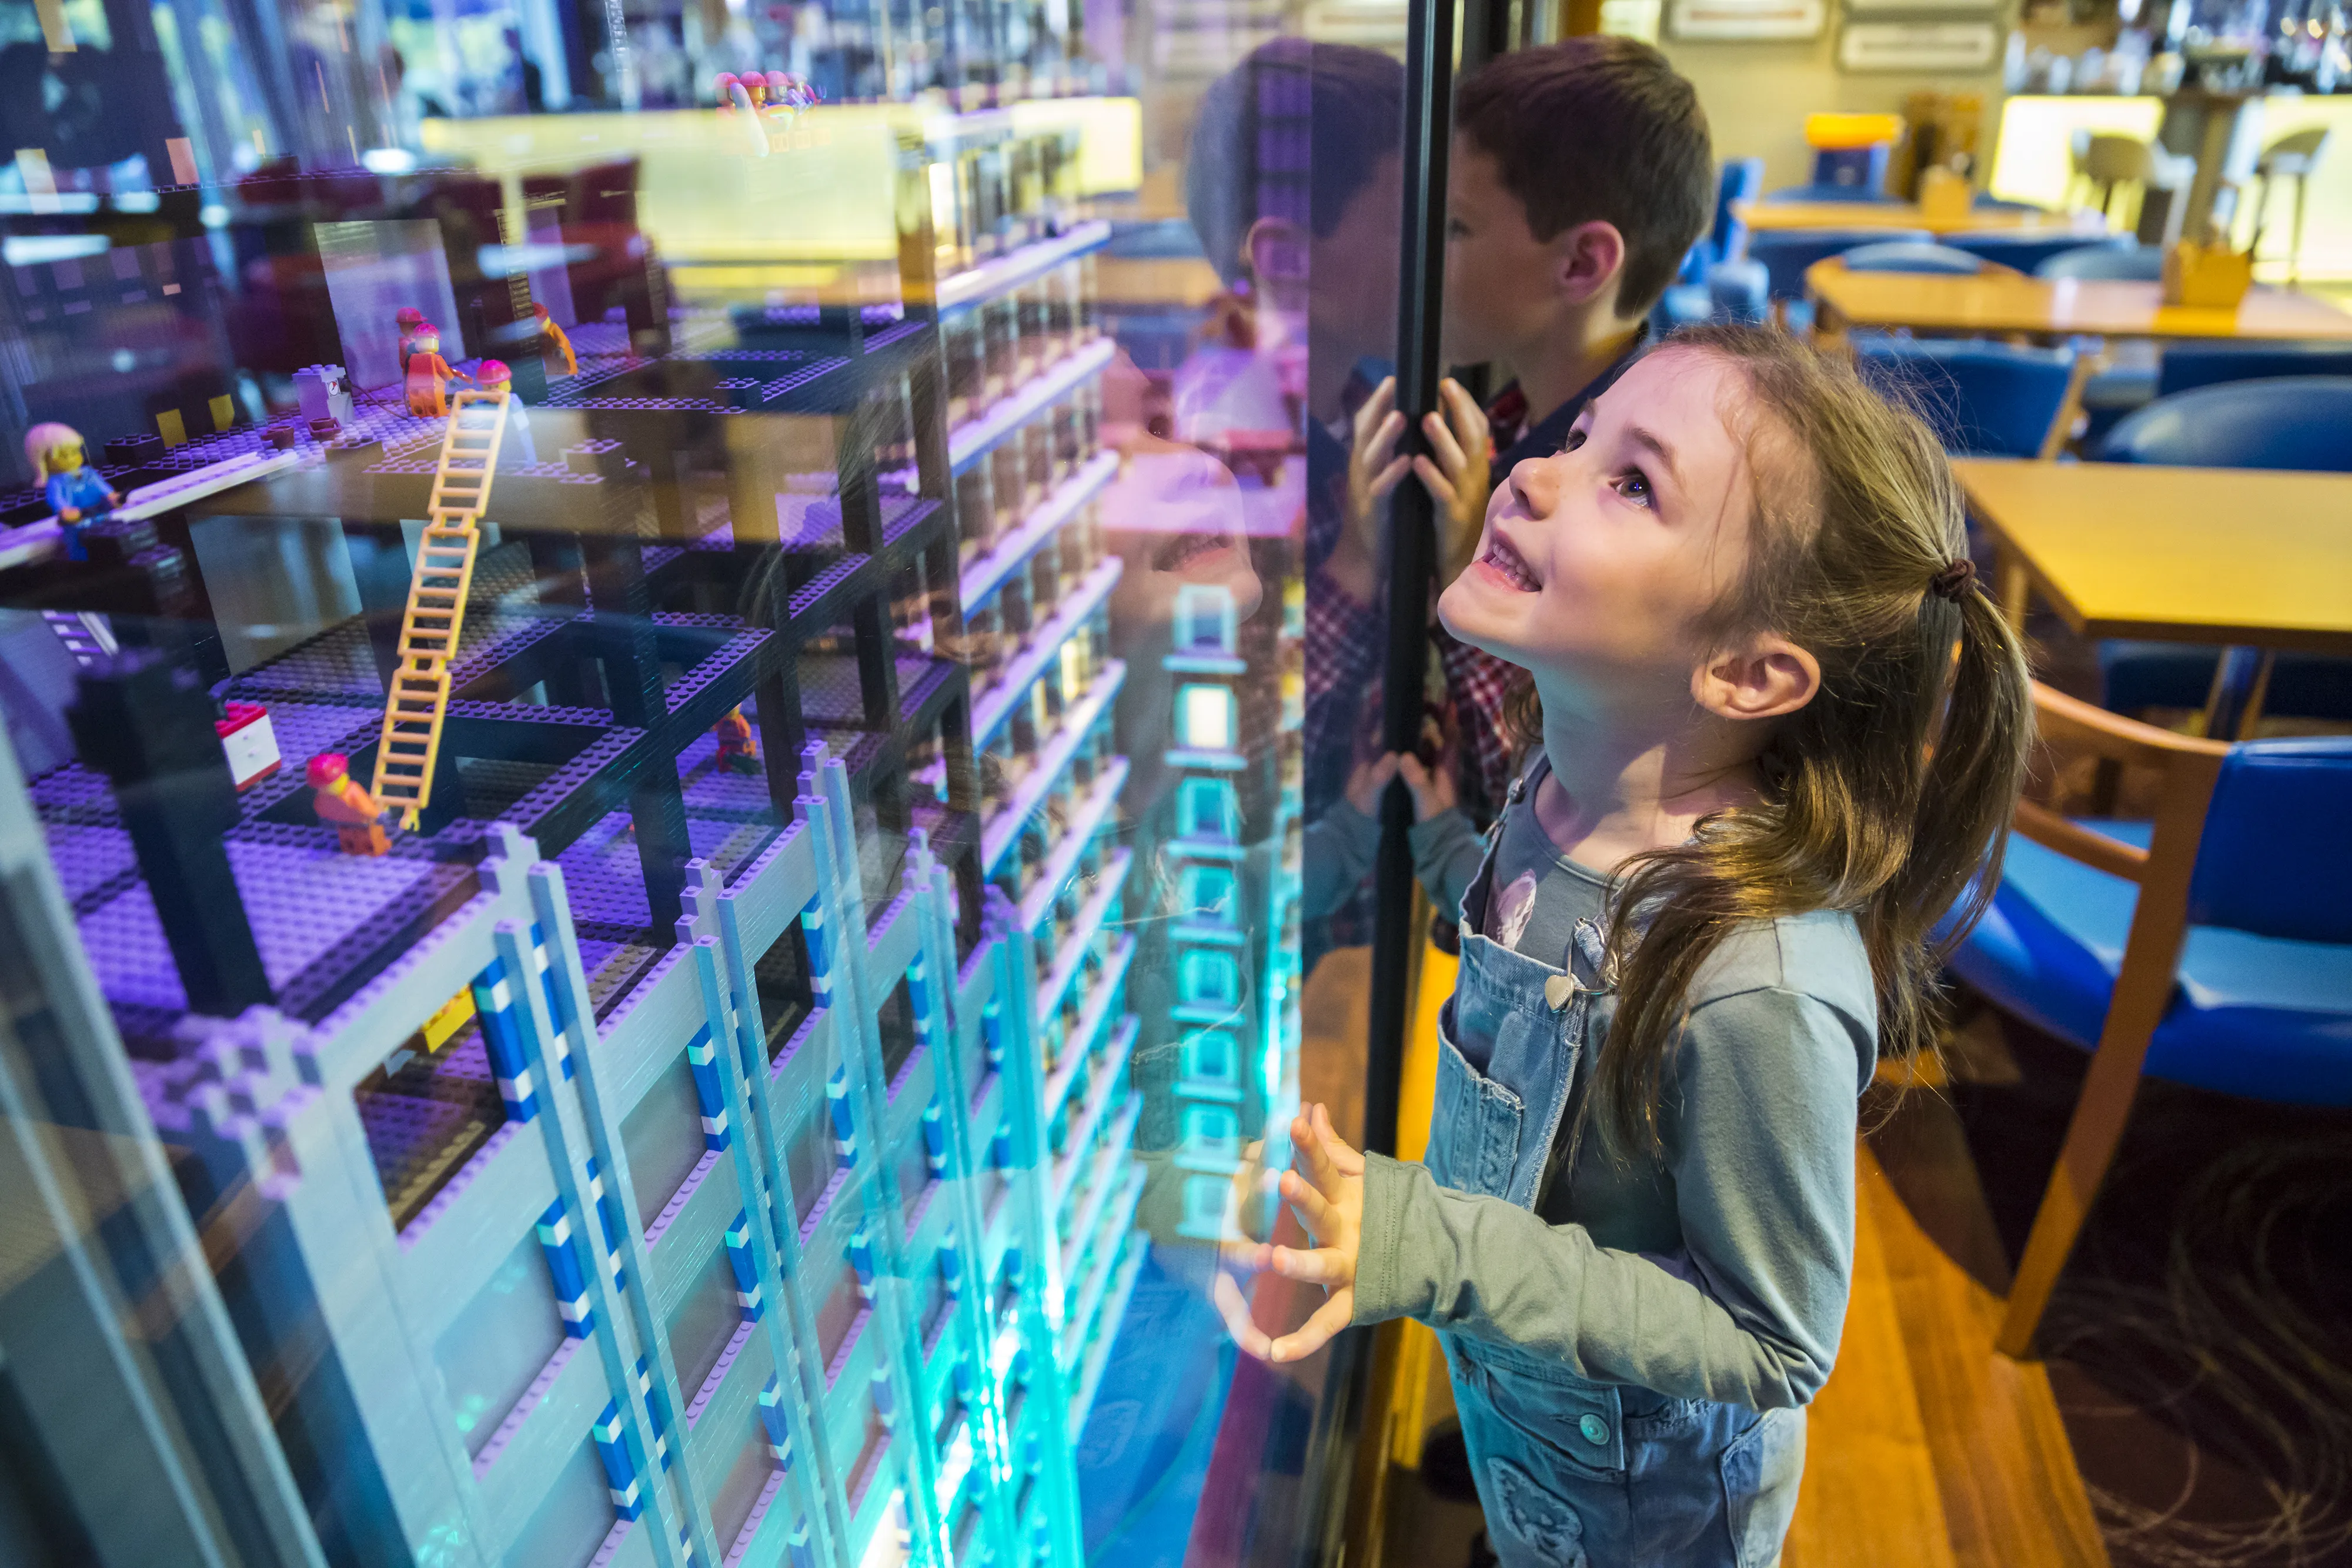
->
74;834;430;1013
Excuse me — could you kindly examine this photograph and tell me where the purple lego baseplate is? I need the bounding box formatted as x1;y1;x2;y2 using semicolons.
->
77;836;434;1012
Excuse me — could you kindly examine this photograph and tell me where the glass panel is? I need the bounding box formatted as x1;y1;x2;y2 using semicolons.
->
0;0;1405;1559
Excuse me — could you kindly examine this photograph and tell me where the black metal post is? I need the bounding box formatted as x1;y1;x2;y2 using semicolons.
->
1364;0;1455;1161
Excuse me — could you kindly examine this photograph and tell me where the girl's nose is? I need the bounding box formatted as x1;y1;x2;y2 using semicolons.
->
1508;453;1559;514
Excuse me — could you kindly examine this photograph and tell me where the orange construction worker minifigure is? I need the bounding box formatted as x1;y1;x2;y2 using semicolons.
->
395;306;425;375
405;323;472;417
309;753;390;855
532;303;576;377
713;707;760;775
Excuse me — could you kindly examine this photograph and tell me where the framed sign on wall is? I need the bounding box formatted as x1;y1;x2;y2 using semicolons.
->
1668;0;1828;40
1838;19;2002;69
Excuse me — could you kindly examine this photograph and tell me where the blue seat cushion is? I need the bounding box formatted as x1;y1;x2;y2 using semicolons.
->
1951;823;2352;1105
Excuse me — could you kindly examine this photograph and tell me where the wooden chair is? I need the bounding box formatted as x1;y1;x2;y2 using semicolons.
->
1949;684;2352;1356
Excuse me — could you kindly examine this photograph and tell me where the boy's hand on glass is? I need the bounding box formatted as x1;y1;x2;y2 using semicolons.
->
1343;753;1400;817
1394;751;1456;821
1331;377;1411;603
1416;378;1491;585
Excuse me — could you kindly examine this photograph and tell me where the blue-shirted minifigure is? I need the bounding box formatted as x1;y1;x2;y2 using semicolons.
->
25;423;121;562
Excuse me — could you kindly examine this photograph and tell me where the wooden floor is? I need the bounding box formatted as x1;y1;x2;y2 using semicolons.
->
1785;1142;2109;1568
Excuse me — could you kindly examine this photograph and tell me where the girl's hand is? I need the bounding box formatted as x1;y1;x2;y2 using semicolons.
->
1214;1102;1365;1364
1394;751;1456;822
1416;378;1491;586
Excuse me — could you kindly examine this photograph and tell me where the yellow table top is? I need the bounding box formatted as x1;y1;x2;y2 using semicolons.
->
1736;200;2112;236
1809;260;2352;340
1954;459;2352;653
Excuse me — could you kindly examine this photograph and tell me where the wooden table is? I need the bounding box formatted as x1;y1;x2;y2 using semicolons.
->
1808;260;2352;342
1736;200;2111;238
1955;458;2352;731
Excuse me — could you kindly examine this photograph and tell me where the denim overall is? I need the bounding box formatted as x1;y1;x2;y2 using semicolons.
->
1429;761;1806;1568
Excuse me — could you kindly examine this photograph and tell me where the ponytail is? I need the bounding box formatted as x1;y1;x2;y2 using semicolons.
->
1587;326;2033;1156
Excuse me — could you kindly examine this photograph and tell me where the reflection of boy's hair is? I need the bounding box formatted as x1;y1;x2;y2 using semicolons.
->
1455;38;1713;318
1184;39;1405;287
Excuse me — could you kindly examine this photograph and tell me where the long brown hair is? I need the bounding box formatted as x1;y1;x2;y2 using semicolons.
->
1515;325;2033;1155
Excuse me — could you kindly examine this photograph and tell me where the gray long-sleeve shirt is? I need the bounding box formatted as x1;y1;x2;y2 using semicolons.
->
1348;800;1880;1412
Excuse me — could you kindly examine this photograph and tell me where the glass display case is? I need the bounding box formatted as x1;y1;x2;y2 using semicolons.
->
0;1;1408;1565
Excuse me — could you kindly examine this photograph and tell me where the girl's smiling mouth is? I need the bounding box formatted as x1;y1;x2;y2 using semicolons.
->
1474;529;1541;591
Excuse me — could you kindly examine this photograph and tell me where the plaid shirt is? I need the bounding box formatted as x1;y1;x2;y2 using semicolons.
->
1301;340;1648;950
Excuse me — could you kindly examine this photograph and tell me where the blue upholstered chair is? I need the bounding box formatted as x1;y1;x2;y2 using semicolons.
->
2034;243;2167;280
1839;240;1989;275
2092;378;2352;723
1760;182;1902;205
1853;337;2079;458
1952;231;2128;275
1747;226;1934;305
2029;244;2171;442
1661;159;1772;329
2154;341;2352;398
2097;376;2352;471
1953;686;2352;1353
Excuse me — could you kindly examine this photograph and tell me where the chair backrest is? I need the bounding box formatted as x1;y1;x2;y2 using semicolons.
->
1745;226;1933;299
2035;242;2167;280
2097;376;2352;471
2258;126;2331;174
2155;341;2352;398
1956;232;2126;275
1839;240;1986;275
1853;337;2077;458
2082;133;2163;186
1760;183;1902;205
2189;737;2352;942
1715;156;1765;254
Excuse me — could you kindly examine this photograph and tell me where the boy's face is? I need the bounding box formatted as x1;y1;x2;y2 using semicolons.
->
1441;142;1554;367
1437;349;1760;700
1302;151;1403;366
1441;139;1626;369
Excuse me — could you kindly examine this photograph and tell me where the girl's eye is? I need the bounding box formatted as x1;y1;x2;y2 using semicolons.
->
1562;426;1587;450
1614;470;1652;507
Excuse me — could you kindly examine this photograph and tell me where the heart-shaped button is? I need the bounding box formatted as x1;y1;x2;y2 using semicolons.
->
1544;975;1579;1011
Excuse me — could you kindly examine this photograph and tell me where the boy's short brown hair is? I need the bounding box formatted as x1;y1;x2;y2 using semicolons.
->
1454;38;1714;318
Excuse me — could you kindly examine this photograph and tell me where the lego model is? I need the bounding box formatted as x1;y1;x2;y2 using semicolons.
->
396;305;426;375
0;115;1168;1568
24;422;121;561
216;700;281;790
308;751;390;854
292;363;356;433
714;705;761;774
533;302;577;376
405;322;472;417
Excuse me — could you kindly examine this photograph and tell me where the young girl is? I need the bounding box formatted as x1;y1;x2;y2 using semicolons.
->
1218;326;2032;1567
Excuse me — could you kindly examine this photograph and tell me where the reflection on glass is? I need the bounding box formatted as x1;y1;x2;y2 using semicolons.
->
0;0;1395;1563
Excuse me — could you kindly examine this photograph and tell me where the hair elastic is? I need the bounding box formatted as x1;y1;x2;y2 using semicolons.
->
1928;559;1977;601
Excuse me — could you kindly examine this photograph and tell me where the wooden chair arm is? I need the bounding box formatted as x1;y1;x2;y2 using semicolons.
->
2014;799;2149;881
2032;681;2230;769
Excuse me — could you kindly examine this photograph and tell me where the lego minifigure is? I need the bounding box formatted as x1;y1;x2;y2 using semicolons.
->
308;753;390;855
404;323;472;418
25;423;121;562
532;303;576;377
395;306;425;375
471;359;537;462
713;707;760;774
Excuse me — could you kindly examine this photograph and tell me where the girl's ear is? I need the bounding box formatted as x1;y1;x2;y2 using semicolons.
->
1692;634;1820;723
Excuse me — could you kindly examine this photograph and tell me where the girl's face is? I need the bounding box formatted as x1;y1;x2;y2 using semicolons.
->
1438;349;1765;701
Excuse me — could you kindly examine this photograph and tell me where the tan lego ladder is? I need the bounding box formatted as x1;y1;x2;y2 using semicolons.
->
369;389;511;829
